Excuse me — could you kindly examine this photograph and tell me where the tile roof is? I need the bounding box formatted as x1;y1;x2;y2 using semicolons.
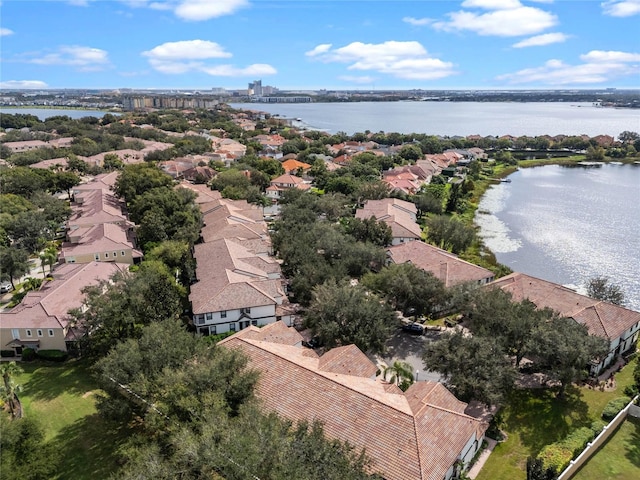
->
61;223;141;259
189;238;285;314
490;272;640;341
356;199;422;240
1;262;126;330
220;325;488;480
387;241;494;287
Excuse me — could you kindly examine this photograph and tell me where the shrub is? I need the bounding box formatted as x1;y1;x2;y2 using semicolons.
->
538;426;598;472
590;420;606;436
35;349;68;362
623;385;639;397
21;348;36;361
602;396;631;421
0;350;15;357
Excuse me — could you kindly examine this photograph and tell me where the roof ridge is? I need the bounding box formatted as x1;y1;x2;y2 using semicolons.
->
240;337;414;417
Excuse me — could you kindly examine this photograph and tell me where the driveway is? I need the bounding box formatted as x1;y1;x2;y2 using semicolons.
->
378;328;444;383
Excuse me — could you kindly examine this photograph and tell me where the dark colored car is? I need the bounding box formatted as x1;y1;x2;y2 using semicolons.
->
401;323;424;335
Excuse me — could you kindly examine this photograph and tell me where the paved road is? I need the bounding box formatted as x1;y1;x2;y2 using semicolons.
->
378;328;444;383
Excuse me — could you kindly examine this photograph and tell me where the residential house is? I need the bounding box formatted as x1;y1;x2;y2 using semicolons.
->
30;157;70;170
266;174;312;202
220;322;489;480
490;272;640;375
60;223;142;265
189;238;293;335
355;198;422;245
387;241;495;287
0;262;126;356
281;159;311;175
3;140;48;153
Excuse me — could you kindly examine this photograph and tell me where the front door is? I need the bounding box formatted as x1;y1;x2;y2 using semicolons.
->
15;347;22;356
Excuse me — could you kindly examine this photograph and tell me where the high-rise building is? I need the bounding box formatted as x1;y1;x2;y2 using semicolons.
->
248;80;263;96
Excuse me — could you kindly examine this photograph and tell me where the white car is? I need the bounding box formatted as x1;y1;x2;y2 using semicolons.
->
0;282;13;293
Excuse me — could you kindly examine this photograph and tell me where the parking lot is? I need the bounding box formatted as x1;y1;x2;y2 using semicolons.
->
378;327;444;384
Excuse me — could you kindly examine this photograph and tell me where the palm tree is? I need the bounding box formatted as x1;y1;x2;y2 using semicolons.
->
22;277;43;292
0;361;24;418
382;361;414;392
39;245;58;276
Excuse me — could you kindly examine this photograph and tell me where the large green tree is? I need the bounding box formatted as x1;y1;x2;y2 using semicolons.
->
362;263;449;318
423;330;516;406
305;280;397;354
113;163;175;205
0;246;30;289
527;316;609;398
424;215;475;254
585;277;625;305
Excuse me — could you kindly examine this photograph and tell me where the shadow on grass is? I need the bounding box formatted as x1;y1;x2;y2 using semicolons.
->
53;413;128;480
625;416;640;467
20;360;97;401
504;385;591;456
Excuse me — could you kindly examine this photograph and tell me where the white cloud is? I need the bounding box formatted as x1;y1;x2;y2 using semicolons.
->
402;16;433;26
28;46;110;71
0;80;49;89
433;5;557;36
174;0;249;20
69;0;249;20
305;44;332;57
601;0;640;17
338;75;377;84
461;0;522;9
0;28;14;36
512;32;570;48
496;50;640;85
580;50;640;62
143;40;232;60
143;39;275;77
307;41;457;81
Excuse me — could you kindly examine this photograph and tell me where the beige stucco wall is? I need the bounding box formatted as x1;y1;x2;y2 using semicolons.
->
0;327;67;353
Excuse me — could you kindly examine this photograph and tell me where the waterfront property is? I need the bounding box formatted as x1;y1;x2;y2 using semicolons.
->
490;272;640;375
220;322;489;480
387;241;495;287
356;198;422;245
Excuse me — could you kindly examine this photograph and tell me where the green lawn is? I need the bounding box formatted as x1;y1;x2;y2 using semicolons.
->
573;417;640;480
476;357;638;480
15;360;128;480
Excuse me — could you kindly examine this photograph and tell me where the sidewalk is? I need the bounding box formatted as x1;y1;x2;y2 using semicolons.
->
467;438;498;479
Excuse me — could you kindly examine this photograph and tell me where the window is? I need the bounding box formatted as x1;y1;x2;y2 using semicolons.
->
67;257;75;263
26;329;32;337
121;251;125;256
11;329;19;340
205;312;213;321
48;329;54;337
113;252;117;257
229;323;236;332
196;315;205;326
251;320;258;326
94;253;100;261
37;329;43;337
104;252;109;258
209;325;217;335
220;310;227;319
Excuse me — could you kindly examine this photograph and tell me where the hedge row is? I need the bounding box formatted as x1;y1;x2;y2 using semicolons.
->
20;348;68;362
0;350;15;357
602;396;631;421
538;422;604;472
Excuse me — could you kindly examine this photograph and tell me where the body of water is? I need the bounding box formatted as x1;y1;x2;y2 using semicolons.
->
230;101;639;137
476;163;640;311
0;107;118;120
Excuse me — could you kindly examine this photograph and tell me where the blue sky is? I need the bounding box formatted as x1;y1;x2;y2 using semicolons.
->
1;0;639;90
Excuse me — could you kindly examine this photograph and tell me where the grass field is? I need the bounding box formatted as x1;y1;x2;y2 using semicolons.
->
475;357;638;480
573;417;640;480
15;360;127;480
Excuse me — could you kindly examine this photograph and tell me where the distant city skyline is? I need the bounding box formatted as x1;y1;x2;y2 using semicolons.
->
1;0;639;90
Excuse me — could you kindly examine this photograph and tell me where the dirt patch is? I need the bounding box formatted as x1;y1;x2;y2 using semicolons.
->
81;391;94;399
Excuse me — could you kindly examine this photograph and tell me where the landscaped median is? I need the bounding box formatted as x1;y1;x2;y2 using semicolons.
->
475;356;638;480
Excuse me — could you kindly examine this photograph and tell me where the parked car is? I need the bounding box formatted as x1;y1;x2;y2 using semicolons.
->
0;282;13;293
401;322;424;335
